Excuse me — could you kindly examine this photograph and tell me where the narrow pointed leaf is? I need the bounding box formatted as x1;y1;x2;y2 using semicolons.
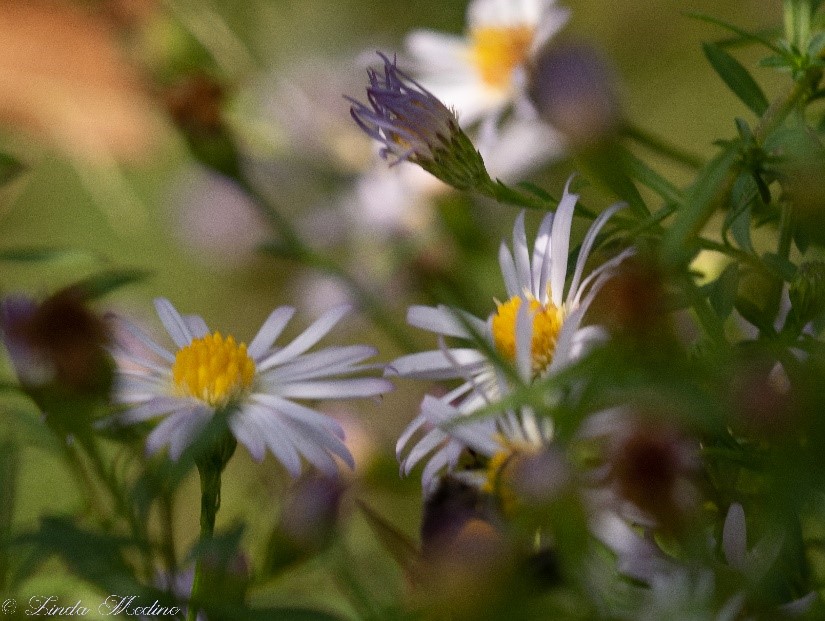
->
703;42;769;115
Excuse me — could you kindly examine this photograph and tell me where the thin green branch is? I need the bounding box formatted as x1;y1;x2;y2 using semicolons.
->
623;123;705;170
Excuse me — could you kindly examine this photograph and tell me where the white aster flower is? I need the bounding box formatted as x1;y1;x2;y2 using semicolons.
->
405;0;570;126
392;178;632;486
399;387;556;492
106;298;393;477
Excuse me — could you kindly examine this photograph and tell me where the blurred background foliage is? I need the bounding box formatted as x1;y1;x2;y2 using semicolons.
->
0;0;817;619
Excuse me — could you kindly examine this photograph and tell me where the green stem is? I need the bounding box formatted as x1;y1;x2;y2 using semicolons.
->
763;202;795;334
187;466;221;621
478;177;598;219
622;123;704;170
187;434;235;621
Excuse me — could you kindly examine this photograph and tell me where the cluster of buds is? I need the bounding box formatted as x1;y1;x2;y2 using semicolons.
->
348;53;491;191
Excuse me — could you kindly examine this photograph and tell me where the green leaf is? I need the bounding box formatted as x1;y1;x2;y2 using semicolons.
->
686;12;783;54
0;247;98;263
794;224;810;254
72;269;153;300
662;143;739;265
762;252;797;282
210;606;344;621
0;441;18;590
624;151;685;205
730;207;755;254
16;516;149;595
515;181;556;204
0;153;24;186
576;144;648;217
356;501;420;579
708;263;740;319
807;31;825;57
759;54;793;69
703;42;769;115
735;296;774;334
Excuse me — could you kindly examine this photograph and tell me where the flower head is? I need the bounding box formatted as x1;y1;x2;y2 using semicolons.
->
105;298;393;477
348;53;489;190
405;0;570;125
392;178;632;488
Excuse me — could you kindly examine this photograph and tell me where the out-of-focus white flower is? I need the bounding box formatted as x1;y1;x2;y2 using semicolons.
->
722;503;817;616
392;179;630;488
405;0;570;126
637;569;745;621
104;298;393;477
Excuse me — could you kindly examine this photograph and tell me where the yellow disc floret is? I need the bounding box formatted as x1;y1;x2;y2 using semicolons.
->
491;295;564;377
470;25;535;90
171;332;256;406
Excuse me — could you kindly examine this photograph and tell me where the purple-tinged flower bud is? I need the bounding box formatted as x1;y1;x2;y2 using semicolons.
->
0;289;112;397
528;42;622;148
348;53;490;190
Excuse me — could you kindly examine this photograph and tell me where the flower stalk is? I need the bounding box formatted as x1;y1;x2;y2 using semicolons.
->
187;430;237;621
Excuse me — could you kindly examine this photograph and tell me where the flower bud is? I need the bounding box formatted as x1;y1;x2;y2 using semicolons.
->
0;289;112;398
527;42;622;148
349;53;491;191
605;414;700;531
789;260;825;327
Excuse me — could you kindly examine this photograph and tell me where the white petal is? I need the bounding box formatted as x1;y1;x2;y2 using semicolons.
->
279;415;353;473
273;378;393;400
723;502;747;571
247;306;296;359
567;201;626;302
230;408;266;462
248;406;303;477
115;397;190;425
405;30;470;72
111;347;170;375
512;211;532;294
387;349;487;380
110;315;175;363
251;393;345;439
183;314;209;339
573;247;635;308
396;412;428;459
533;211;554;299
169;408;210;460
498;241;520;298
549;178;578;307
515;297;533;381
154;298;193;348
547;307;586;374
407;305;486;339
421;446;451;491
531;5;571;53
145;408;202;459
272;345;379;382
257;305;351;371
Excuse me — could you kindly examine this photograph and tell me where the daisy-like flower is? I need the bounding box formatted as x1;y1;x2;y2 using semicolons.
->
405;0;570;126
106;298;393;477
400;386;558;493
393;178;632;487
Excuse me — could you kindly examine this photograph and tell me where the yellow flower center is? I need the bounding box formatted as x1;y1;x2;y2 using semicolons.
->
491;295;564;376
470;25;535;89
171;332;256;406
